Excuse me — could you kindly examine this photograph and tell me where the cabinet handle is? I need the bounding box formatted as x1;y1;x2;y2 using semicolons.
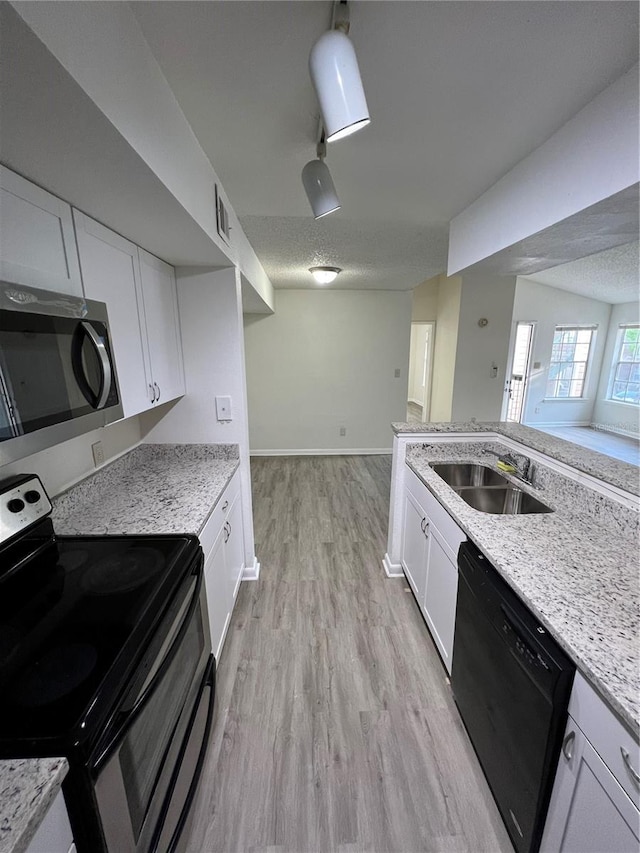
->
420;517;426;532
620;747;640;786
562;730;575;761
222;500;229;512
154;382;161;401
149;383;156;403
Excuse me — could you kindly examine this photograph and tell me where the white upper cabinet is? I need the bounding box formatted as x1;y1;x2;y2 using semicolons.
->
74;212;185;417
0;166;83;297
138;249;185;406
74;211;150;417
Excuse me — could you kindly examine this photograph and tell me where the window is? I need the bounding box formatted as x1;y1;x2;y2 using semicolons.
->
608;325;640;405
546;326;595;399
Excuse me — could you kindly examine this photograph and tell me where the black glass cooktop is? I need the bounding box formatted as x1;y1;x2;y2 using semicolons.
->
0;525;199;752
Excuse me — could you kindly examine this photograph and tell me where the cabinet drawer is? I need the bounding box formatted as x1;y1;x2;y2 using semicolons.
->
198;469;240;561
569;672;640;808
406;467;465;563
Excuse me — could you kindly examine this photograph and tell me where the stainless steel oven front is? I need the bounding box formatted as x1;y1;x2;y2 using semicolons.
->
0;281;123;464
91;559;213;853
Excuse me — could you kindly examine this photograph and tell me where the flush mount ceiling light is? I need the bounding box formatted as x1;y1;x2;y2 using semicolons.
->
309;2;370;143
309;266;341;285
302;140;341;219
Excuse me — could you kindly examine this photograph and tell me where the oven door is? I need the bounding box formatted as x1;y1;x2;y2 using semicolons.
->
92;560;213;853
0;283;123;463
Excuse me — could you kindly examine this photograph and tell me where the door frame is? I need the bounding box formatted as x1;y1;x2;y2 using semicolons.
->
502;320;536;422
408;322;435;421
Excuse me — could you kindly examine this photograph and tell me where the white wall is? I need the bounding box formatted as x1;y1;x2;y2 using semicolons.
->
243;289;413;453
513;278;611;427
10;1;274;311
448;65;639;274
0;416;141;497
430;274;462;421
451;273;516;422
140;266;257;569
592;301;640;437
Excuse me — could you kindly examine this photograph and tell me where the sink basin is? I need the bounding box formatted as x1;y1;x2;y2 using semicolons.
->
431;463;509;488
453;485;553;515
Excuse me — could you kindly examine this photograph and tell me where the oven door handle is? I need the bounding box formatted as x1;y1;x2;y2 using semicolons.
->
93;562;204;770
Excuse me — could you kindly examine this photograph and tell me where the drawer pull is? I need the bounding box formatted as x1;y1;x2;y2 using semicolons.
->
222;500;229;512
562;730;575;761
620;747;640;786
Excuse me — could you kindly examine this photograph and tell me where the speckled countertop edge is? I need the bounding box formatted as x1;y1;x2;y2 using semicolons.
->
0;758;68;853
52;443;240;536
405;442;640;737
392;421;640;496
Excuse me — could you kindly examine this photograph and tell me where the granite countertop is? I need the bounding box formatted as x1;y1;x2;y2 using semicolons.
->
392;421;640;496
52;443;240;535
405;439;640;736
1;443;240;853
0;759;68;853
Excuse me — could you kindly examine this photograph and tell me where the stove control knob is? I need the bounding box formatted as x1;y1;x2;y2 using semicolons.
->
24;490;41;504
7;498;25;513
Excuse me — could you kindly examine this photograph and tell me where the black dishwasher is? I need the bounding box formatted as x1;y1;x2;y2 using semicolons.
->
451;541;575;853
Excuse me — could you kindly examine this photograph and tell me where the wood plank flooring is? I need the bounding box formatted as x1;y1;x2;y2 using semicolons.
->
187;456;513;853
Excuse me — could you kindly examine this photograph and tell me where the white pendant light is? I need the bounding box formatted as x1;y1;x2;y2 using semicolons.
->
309;266;341;285
309;28;370;143
301;157;341;219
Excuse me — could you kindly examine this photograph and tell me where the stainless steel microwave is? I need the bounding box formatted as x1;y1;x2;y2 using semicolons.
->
0;282;123;464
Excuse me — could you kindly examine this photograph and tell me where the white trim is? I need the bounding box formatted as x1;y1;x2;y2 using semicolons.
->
590;422;640;440
242;556;260;581
383;553;404;578
249;448;392;456
408;397;423;407
532;420;591;427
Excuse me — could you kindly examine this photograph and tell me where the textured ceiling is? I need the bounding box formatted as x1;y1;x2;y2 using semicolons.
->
524;241;640;305
133;1;639;293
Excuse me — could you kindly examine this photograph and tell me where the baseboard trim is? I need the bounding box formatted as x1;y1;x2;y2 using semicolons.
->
250;448;392;457
383;553;404;578
590;422;640;440
533;420;591;428
242;557;260;581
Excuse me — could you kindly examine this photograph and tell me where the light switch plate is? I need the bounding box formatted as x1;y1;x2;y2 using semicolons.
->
215;396;232;421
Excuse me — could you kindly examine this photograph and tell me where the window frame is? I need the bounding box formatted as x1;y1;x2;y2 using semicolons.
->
544;324;597;401
606;324;640;407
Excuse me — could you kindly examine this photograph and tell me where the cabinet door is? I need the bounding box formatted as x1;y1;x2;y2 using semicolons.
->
138;249;185;405
542;721;640;853
401;490;428;604
74;211;153;417
0;166;82;296
26;790;73;853
423;522;458;674
224;494;244;608
204;526;231;664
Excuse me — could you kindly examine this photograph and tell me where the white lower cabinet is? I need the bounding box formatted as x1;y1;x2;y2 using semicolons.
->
401;468;464;674
200;471;244;662
26;790;73;853
542;673;640;852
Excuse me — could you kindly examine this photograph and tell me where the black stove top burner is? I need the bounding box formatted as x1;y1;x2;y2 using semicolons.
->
14;642;98;707
80;546;164;595
0;526;200;753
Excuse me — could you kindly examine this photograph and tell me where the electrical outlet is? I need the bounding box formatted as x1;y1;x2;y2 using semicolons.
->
92;440;105;468
394;368;401;378
535;407;541;414
339;427;346;437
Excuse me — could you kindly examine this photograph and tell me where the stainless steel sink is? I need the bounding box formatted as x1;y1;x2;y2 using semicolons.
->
453;485;553;515
431;463;509;488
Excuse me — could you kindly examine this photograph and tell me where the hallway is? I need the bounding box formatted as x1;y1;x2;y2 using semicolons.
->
187;456;512;853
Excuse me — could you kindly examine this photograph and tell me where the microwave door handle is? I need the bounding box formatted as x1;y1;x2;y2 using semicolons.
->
81;322;112;409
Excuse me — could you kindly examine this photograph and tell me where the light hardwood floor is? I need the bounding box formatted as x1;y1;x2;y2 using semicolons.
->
188;456;513;853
